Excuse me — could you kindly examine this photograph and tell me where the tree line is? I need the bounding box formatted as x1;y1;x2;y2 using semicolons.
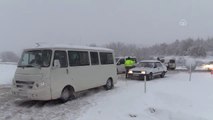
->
105;38;213;60
0;51;19;62
1;37;213;62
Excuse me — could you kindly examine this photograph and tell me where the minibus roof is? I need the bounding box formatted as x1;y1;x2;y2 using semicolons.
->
24;45;113;52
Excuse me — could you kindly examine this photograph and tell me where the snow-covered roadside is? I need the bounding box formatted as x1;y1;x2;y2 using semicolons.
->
0;63;212;120
0;63;16;85
78;72;213;120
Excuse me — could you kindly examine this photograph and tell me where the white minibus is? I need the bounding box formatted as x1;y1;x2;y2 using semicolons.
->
12;45;117;102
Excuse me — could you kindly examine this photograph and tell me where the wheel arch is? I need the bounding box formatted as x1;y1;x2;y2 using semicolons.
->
108;77;113;82
62;84;75;93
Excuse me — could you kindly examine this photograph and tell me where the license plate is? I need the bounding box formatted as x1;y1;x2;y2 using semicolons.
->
133;74;139;77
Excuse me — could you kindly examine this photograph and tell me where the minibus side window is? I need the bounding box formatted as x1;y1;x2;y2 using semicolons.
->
90;52;99;65
100;52;114;65
68;51;90;66
53;51;68;68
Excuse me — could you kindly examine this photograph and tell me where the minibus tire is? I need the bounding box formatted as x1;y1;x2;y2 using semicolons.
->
60;87;72;103
104;78;113;90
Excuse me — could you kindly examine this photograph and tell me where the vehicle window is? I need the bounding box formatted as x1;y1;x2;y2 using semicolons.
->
169;59;175;63
136;62;154;68
100;52;114;65
90;52;99;65
120;58;125;64
115;58;119;63
18;50;52;67
68;51;89;66
157;62;163;67
154;63;157;68
53;51;68;68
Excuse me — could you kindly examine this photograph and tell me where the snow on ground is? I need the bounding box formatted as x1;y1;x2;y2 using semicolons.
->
0;63;213;120
78;72;213;120
0;63;16;85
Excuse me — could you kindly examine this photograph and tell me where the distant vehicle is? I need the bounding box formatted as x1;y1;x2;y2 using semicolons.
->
202;61;213;70
127;60;167;80
11;45;117;103
156;57;176;70
167;59;176;70
116;56;137;73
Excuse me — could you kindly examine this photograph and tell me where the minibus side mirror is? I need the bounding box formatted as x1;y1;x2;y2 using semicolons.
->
53;60;61;69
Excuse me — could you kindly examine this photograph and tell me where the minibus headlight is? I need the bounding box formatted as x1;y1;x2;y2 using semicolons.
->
128;70;133;74
141;71;146;74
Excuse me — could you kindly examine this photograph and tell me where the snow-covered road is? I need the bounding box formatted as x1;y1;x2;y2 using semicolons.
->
78;72;213;120
0;85;98;120
0;63;213;120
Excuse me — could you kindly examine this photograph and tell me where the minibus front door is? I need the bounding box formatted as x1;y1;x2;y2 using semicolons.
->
50;51;70;99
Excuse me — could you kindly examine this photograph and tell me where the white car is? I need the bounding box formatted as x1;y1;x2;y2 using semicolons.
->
128;60;167;80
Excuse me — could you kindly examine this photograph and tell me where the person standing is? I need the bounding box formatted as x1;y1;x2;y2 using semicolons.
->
124;57;135;78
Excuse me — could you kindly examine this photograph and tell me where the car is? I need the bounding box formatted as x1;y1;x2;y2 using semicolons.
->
127;60;167;80
157;57;176;70
116;56;137;73
167;59;176;70
202;61;213;71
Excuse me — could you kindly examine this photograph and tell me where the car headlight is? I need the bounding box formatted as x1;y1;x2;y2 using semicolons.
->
141;71;146;74
128;70;133;74
209;65;213;68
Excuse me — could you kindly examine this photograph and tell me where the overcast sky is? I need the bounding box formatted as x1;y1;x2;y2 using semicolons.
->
1;0;213;54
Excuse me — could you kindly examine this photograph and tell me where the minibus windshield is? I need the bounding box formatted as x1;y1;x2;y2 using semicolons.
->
18;50;52;68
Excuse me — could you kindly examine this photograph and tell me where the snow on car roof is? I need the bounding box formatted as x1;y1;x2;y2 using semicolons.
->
24;44;113;52
140;60;161;63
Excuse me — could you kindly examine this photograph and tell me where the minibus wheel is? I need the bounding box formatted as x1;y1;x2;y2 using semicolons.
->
104;78;113;90
60;87;73;103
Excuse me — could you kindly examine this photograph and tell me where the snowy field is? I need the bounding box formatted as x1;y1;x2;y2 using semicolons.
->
0;63;213;120
78;73;213;120
0;63;16;85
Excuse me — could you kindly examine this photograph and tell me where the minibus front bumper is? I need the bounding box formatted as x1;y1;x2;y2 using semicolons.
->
11;87;52;100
